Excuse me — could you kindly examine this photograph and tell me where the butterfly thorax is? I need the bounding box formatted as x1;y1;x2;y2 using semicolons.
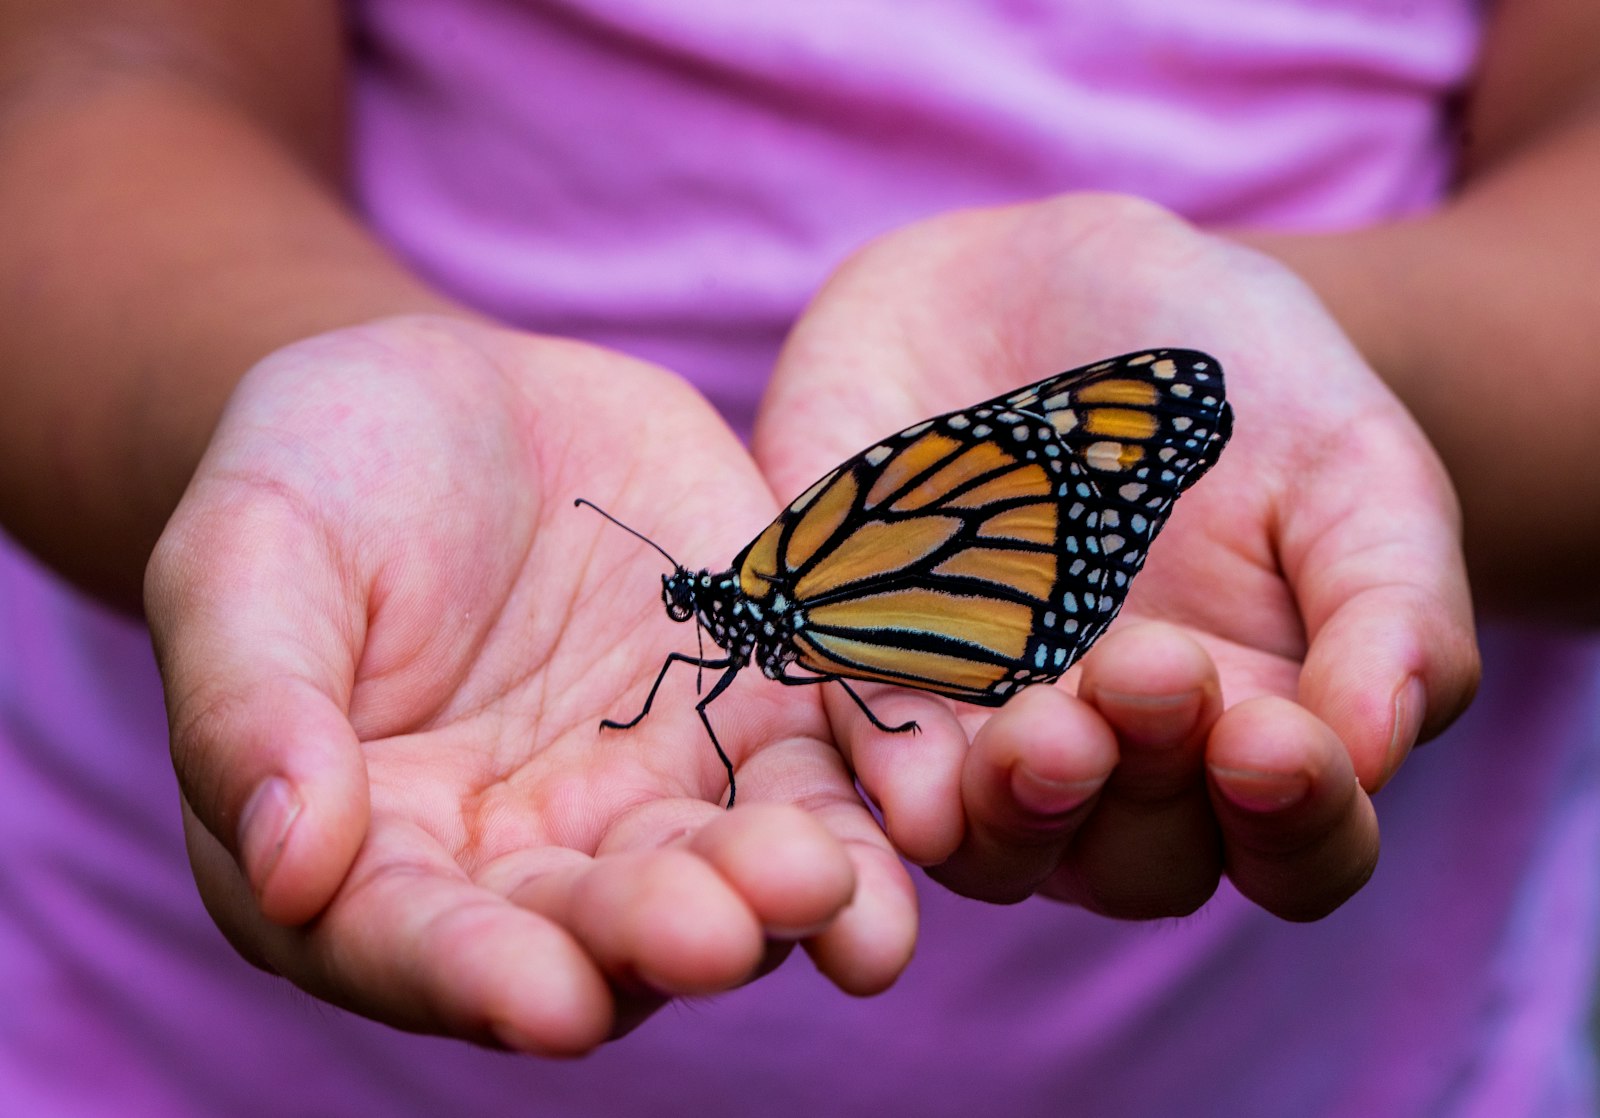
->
662;567;802;678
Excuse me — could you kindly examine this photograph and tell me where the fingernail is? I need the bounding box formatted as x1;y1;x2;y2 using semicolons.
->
491;1021;569;1058
1387;676;1426;779
1011;768;1105;816
239;777;301;893
766;920;836;941
1211;767;1309;813
1085;686;1205;749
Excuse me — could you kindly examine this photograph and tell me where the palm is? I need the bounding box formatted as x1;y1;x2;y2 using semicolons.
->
754;197;1478;917
149;316;913;1051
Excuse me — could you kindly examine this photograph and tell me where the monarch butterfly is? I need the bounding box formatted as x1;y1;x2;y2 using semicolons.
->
578;348;1232;806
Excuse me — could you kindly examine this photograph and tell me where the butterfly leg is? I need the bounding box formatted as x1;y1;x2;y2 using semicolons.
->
601;652;733;731
773;669;920;736
694;662;743;808
833;678;920;736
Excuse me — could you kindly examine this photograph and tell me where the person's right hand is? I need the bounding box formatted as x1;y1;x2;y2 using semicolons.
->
753;195;1481;922
145;315;917;1054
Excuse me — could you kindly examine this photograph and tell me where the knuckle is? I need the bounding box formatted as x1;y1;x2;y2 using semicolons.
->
167;685;255;834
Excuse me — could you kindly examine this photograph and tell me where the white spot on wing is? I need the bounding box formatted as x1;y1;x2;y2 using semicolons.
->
1086;441;1128;471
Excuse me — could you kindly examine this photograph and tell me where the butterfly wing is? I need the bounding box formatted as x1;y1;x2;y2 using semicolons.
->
999;347;1233;652
734;348;1232;705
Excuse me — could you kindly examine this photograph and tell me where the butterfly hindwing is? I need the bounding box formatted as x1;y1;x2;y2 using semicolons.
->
1001;347;1233;651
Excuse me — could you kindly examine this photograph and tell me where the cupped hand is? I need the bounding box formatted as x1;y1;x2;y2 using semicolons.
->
754;195;1480;921
145;315;915;1053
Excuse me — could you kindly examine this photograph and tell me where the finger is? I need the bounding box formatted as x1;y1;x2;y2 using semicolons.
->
1042;624;1225;918
825;686;971;865
730;736;921;995
497;847;764;999
925;685;1116;904
1284;421;1480;789
691;798;920;995
1207;696;1380;921
572;705;919;997
188;811;615;1055
686;802;857;936
802;838;920;996
490;801;856;998
148;494;368;926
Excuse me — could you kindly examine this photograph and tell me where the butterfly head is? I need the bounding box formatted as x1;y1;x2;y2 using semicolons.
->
661;569;699;623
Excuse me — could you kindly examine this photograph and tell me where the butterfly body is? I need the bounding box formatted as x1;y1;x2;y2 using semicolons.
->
583;348;1232;806
658;566;804;682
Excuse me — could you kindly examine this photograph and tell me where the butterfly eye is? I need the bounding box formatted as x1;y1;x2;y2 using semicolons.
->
661;573;696;622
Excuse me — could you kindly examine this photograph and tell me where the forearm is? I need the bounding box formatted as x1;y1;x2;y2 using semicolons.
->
0;39;462;608
1235;8;1600;620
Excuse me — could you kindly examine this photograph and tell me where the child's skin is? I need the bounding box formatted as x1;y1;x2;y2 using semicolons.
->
0;1;1591;1054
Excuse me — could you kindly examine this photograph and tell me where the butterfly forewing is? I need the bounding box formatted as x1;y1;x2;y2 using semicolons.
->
735;348;1232;704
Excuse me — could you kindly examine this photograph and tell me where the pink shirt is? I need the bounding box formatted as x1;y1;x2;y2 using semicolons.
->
5;2;1599;1114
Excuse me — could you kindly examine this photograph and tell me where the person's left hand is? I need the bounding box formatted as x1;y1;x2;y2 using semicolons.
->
146;315;916;1053
752;194;1480;921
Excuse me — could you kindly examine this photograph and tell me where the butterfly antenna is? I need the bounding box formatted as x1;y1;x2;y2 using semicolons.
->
574;498;682;569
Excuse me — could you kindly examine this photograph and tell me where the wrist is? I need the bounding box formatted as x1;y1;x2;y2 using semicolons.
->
0;71;476;608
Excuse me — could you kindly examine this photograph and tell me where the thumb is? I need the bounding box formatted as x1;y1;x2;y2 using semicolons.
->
1283;416;1479;790
146;489;369;926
